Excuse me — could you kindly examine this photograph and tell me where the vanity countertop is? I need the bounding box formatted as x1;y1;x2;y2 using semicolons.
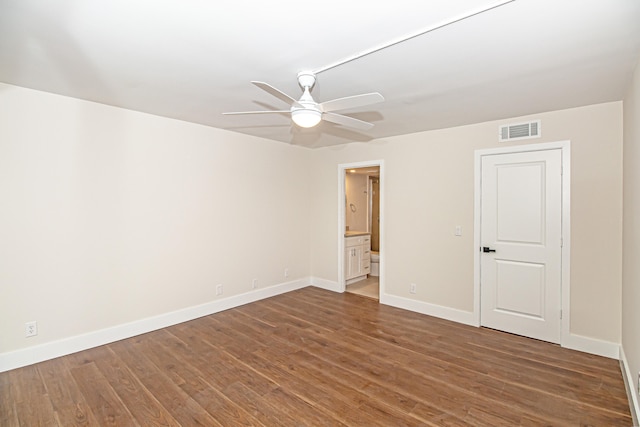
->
345;231;371;237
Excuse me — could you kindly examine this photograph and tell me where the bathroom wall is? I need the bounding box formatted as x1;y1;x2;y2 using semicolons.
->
345;172;368;232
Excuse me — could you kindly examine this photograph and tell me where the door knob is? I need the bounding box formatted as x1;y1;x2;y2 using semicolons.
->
482;247;496;253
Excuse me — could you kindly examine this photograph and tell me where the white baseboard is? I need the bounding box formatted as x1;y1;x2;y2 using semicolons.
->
620;346;640;426
310;276;341;293
0;278;310;373
311;282;621;363
379;294;622;361
380;293;476;326
561;333;620;359
310;278;475;328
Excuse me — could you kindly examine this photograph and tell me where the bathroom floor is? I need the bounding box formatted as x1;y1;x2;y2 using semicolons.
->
346;276;379;300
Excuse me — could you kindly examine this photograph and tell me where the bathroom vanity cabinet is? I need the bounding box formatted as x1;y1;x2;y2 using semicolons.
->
345;234;371;284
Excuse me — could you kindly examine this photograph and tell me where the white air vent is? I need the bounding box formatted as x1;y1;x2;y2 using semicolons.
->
499;120;541;142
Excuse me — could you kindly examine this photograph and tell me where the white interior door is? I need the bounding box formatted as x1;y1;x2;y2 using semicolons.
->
480;149;562;343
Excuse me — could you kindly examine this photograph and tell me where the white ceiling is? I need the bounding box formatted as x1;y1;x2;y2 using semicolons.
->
1;0;639;148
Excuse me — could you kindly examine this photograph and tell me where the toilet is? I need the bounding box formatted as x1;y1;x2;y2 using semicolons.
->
370;251;380;276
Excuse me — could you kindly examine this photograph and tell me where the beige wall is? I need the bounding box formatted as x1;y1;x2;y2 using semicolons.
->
0;83;312;353
310;102;623;343
623;61;640;411
0;81;626;358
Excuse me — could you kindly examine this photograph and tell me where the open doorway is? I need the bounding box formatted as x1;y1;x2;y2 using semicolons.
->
338;161;384;300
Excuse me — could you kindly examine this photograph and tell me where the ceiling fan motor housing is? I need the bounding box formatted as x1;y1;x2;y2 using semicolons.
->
297;71;316;89
291;72;322;128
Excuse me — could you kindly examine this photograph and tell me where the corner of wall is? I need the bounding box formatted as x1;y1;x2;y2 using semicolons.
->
561;333;620;359
621;346;640;426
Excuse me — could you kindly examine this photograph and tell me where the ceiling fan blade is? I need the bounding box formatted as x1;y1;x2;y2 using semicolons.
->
320;92;384;113
323;112;374;130
251;81;302;108
223;110;289;115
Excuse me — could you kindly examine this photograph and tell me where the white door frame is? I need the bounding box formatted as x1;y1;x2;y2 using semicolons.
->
473;141;571;344
338;160;385;295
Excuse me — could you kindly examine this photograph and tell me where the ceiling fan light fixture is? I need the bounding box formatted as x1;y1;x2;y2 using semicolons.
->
292;108;322;128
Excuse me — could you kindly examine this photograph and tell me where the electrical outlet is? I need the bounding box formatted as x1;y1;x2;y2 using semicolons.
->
216;284;223;296
284;268;289;278
252;279;258;289
25;321;37;337
410;283;417;294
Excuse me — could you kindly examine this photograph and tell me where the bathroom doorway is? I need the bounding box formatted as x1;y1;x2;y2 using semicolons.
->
338;161;384;301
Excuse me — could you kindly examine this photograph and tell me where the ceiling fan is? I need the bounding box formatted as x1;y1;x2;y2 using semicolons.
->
223;71;384;130
223;2;515;132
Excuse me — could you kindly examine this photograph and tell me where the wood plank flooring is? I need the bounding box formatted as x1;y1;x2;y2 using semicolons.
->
0;286;632;426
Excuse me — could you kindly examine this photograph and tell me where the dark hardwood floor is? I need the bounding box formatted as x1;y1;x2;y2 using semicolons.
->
0;286;632;426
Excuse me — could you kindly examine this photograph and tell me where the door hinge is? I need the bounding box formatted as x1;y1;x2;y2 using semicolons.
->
560;309;563;320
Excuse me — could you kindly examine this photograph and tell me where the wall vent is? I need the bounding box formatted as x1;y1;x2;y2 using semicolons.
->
499;120;541;142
